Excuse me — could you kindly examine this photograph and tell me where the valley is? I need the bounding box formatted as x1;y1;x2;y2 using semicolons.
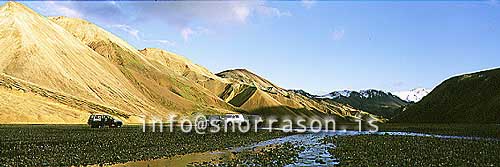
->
0;1;499;167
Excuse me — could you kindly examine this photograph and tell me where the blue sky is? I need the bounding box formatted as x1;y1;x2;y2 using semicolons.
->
11;1;500;94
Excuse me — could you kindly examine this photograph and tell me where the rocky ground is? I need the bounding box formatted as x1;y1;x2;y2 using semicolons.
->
0;125;289;166
323;135;500;166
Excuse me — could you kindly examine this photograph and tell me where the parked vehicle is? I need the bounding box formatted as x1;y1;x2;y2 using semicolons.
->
87;114;123;128
223;114;246;126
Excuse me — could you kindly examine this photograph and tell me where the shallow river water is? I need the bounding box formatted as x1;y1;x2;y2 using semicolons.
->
233;130;496;166
114;130;494;167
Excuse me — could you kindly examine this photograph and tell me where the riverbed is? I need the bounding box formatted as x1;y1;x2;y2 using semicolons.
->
113;130;498;166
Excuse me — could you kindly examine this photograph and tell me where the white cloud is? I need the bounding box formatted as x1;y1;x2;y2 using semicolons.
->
56;6;81;18
38;1;82;18
133;1;291;28
27;1;127;24
181;27;210;42
232;6;251;23
109;24;175;47
181;27;194;41
331;28;345;41
255;5;292;17
143;39;176;47
301;0;316;9
30;1;291;43
30;1;291;27
110;24;140;40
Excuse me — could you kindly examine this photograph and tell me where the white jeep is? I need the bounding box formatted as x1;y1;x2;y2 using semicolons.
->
223;114;247;126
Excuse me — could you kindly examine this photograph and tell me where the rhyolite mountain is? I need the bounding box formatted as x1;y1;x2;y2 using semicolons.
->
393;68;500;123
50;15;365;121
0;2;372;123
0;2;162;123
315;90;409;118
48;16;235;120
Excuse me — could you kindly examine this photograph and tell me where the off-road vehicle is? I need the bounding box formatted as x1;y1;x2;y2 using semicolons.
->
223;114;247;126
87;114;123;128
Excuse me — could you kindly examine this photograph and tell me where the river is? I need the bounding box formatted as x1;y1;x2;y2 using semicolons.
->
113;130;496;167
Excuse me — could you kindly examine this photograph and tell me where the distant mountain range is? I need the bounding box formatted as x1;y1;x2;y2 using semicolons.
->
294;89;409;118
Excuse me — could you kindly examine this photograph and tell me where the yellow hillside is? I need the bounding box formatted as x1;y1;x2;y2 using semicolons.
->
0;86;89;124
49;16;236;116
0;1;372;124
139;48;230;96
0;2;160;123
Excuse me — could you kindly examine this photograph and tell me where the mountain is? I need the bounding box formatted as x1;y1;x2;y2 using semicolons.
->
49;16;235;118
0;2;236;123
393;88;430;102
289;89;316;99
215;69;372;120
49;15;365;121
393;68;500;123
138;48;230;97
0;2;162;123
0;2;370;123
317;89;408;118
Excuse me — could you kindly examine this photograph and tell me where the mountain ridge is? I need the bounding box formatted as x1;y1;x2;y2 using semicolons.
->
393;68;500;123
295;89;408;118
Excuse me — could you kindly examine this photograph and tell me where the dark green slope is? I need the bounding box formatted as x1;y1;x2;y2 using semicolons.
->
325;90;408;118
394;68;500;123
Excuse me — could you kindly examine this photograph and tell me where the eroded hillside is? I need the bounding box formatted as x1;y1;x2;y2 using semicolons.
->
0;1;377;124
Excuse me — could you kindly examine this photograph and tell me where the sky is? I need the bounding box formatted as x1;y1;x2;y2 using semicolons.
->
8;0;500;95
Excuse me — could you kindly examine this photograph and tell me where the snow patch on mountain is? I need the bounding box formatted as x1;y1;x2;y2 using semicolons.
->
393;88;431;102
316;90;352;99
320;89;393;99
359;89;386;98
332;90;352;97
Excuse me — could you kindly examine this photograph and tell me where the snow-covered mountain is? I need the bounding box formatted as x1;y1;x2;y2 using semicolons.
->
393;88;431;102
314;89;409;118
318;90;352;98
320;89;393;99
